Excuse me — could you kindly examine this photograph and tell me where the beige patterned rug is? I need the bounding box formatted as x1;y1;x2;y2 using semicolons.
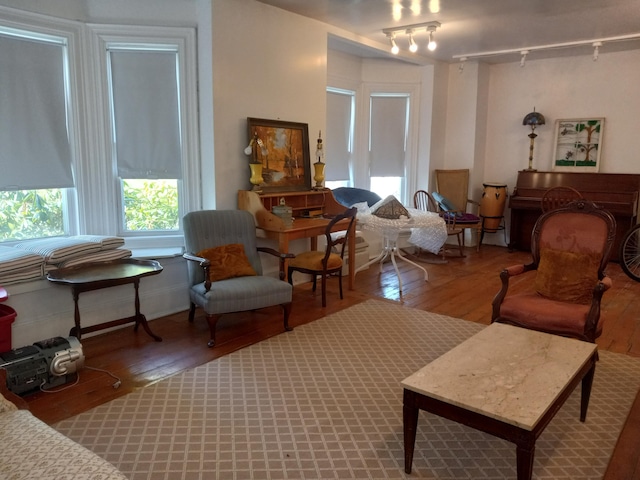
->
54;299;640;479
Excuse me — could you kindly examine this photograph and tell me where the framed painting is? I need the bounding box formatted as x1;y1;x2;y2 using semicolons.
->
247;117;311;192
552;118;604;172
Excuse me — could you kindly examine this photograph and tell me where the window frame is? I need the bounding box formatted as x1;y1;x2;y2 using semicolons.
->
87;24;200;248
0;8;84;243
0;6;201;250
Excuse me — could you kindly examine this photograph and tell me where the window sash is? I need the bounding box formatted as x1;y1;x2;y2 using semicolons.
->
325;90;353;181
369;95;408;178
0;32;74;190
109;48;182;180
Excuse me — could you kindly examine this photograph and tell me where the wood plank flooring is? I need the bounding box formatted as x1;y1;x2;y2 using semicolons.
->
17;244;640;479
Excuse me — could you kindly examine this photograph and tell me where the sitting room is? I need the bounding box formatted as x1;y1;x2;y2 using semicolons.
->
1;0;640;478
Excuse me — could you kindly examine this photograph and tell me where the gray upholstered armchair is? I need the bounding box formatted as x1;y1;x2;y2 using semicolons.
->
183;210;293;347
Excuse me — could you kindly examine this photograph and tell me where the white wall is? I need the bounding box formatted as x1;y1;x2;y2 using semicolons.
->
211;0;328;211
444;48;640;246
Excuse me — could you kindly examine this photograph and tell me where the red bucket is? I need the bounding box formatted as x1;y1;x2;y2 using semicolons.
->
0;304;17;353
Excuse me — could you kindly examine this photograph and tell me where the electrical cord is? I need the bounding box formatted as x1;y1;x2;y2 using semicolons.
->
38;366;122;393
85;365;122;389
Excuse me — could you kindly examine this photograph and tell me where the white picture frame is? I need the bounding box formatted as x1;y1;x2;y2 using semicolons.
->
552;117;604;172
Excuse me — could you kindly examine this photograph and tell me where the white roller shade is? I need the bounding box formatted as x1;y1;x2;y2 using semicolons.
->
0;33;74;190
325;91;352;181
369;96;407;177
110;49;182;179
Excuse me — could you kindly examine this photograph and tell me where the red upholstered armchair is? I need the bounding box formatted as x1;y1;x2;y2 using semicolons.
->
492;200;616;343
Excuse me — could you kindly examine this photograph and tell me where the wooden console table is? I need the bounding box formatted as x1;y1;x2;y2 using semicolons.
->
47;259;163;341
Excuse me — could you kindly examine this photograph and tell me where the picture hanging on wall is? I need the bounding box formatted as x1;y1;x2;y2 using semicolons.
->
247;117;311;192
552;118;604;172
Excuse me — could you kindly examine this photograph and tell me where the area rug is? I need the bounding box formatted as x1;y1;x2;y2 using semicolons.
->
54;299;640;479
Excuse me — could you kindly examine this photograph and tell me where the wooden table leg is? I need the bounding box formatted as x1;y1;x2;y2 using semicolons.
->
132;280;162;342
403;389;419;474
516;440;535;480
278;235;290;281
580;357;597;421
348;225;355;290
70;288;82;339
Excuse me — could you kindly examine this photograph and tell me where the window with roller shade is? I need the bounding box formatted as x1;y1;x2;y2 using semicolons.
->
0;27;76;241
0;11;199;246
107;46;182;233
369;94;409;201
325;88;354;189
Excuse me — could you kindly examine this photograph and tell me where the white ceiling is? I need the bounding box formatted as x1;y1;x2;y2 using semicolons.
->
256;0;640;64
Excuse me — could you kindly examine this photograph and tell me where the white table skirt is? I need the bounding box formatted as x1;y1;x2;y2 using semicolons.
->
357;208;448;254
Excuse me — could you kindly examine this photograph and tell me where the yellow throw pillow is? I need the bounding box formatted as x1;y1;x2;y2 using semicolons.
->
196;244;257;282
535;247;600;304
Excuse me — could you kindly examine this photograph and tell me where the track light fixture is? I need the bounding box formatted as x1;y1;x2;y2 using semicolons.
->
382;21;441;55
593;41;602;61
452;33;640;65
386;32;399;55
427;25;437;51
407;30;418;53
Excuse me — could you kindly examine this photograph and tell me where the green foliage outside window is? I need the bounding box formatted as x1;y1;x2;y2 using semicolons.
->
0;189;64;241
122;179;179;231
0;180;179;241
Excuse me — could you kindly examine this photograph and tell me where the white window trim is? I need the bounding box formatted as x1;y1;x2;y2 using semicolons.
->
361;83;421;205
0;7;201;251
86;24;201;249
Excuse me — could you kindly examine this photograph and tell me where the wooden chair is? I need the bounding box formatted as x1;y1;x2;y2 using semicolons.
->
492;200;616;343
413;190;464;258
183;210;294;347
541;186;584;213
287;207;357;307
434;169;482;250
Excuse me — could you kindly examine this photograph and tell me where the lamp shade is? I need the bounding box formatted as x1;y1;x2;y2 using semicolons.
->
522;111;545;127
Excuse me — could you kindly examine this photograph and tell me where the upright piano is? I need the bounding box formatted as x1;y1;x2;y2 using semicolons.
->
509;170;640;261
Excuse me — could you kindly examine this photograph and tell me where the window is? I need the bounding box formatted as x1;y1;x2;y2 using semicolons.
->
325;88;354;189
0;9;200;248
0;27;76;242
368;94;409;202
107;46;182;234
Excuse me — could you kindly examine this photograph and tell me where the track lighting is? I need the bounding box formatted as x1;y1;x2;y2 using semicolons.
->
407;30;418;53
452;33;640;65
458;57;467;73
387;33;399;55
427;26;437;51
382;21;441;55
593;41;602;61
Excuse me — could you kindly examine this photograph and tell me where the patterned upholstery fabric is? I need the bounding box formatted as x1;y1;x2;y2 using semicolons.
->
0;401;128;479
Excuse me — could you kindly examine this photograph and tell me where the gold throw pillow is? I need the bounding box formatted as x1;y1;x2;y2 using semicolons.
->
196;244;257;282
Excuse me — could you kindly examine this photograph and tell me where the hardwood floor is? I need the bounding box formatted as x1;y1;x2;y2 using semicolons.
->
19;244;640;478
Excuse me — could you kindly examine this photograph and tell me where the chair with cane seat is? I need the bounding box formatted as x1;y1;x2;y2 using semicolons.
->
287;207;357;307
433;169;482;249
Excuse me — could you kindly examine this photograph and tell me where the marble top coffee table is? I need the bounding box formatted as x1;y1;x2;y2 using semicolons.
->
401;322;598;480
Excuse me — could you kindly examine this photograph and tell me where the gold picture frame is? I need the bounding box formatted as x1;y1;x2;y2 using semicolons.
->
247;117;311;192
552;118;604;172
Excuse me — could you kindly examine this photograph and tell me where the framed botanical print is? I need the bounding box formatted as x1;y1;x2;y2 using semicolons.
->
552;118;604;172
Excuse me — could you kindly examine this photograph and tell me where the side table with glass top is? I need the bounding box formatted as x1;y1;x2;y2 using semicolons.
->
47;258;163;341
